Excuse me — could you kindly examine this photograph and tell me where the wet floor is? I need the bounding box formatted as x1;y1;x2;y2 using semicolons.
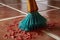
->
0;0;60;40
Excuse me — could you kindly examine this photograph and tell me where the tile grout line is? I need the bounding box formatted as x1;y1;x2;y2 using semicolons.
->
0;9;56;21
39;9;56;13
0;3;58;22
0;3;56;12
47;5;60;9
0;3;27;15
0;3;56;21
0;15;26;21
0;1;45;5
0;3;56;13
39;2;60;9
0;3;59;13
0;3;60;40
0;3;54;12
42;30;60;40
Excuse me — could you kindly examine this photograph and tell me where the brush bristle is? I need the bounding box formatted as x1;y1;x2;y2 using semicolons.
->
18;11;47;31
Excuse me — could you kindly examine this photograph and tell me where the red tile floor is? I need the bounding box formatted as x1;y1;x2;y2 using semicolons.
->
0;0;60;40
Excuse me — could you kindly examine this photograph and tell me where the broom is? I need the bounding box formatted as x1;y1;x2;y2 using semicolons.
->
18;0;47;31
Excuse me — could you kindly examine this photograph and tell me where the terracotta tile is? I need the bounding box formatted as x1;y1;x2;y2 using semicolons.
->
40;9;60;37
0;6;24;19
48;0;60;7
40;9;60;26
31;32;55;40
46;9;60;37
47;9;60;25
48;28;60;37
0;0;21;4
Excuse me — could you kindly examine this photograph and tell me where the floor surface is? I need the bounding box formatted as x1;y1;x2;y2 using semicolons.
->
0;0;60;40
